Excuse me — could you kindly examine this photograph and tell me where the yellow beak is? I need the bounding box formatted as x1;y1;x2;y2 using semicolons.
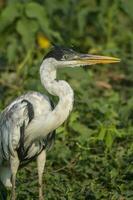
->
75;54;121;65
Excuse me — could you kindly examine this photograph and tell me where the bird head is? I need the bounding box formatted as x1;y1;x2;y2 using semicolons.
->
44;45;120;68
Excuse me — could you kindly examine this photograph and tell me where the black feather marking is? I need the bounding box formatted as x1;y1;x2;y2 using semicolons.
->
44;45;76;61
18;100;34;161
17;121;25;160
43;130;56;151
50;97;55;110
21;99;34;123
44;47;64;60
20;131;56;166
19;99;56;164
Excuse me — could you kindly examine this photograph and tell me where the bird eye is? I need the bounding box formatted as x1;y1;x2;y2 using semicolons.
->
62;55;68;60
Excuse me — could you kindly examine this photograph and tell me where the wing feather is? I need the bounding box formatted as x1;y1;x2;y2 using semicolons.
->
0;100;33;161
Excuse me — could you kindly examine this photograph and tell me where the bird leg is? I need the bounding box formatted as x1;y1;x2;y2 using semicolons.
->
37;150;46;200
10;151;19;200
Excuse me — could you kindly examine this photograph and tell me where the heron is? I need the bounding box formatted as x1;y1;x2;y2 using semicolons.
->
0;46;120;200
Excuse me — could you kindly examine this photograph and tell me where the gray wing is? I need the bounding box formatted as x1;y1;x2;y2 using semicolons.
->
0;99;34;161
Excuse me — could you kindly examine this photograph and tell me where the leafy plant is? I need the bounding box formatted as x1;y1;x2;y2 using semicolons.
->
0;0;133;199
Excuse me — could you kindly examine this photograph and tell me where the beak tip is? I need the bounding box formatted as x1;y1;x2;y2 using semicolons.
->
112;57;121;63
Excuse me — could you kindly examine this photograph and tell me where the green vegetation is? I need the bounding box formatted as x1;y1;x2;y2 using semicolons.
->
0;0;133;199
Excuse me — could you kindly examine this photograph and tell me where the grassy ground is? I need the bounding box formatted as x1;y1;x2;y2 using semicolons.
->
0;0;133;199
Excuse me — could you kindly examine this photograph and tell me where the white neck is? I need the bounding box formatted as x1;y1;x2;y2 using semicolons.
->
40;58;74;119
25;58;74;144
40;59;74;99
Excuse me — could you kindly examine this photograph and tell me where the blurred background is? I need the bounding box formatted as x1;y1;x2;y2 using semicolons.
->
0;0;133;199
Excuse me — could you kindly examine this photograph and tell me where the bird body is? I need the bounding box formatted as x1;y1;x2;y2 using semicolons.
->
0;46;120;199
0;92;55;185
